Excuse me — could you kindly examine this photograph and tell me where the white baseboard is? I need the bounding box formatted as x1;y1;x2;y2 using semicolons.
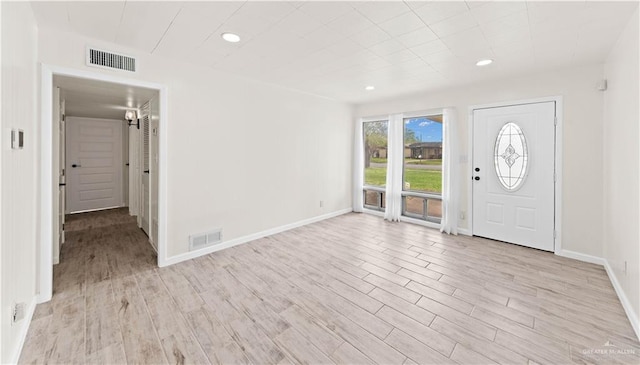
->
556;249;639;341
10;296;37;364
457;228;472;236
161;208;353;267
555;249;606;265
603;260;640;341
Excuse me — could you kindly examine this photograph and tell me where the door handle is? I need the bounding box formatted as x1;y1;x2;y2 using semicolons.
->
72;164;81;168
143;170;150;174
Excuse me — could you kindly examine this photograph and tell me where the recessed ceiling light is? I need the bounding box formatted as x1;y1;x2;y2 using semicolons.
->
221;32;241;43
365;86;375;91
476;59;493;66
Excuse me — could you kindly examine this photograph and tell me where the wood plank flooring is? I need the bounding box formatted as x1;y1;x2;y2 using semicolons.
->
19;208;640;364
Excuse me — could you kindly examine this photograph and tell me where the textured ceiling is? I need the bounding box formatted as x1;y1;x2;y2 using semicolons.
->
32;1;639;104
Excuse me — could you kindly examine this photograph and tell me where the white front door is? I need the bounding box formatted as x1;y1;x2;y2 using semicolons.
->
66;118;123;213
472;102;556;251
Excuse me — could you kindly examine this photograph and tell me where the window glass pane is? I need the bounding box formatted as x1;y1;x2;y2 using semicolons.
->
364;190;380;207
405;196;425;216
403;115;443;194
427;199;442;219
494;122;529;191
363;120;389;187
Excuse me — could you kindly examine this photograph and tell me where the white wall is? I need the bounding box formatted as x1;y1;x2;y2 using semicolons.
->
38;28;353;259
1;2;39;363
355;64;605;257
603;7;639;334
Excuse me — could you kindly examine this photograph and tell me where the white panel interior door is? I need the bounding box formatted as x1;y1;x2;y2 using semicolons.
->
472;102;556;251
66;118;123;213
140;103;151;237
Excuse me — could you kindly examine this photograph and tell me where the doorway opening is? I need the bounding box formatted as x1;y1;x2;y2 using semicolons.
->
40;65;168;303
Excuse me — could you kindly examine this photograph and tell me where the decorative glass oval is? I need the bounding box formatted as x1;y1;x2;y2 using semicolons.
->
494;122;529;191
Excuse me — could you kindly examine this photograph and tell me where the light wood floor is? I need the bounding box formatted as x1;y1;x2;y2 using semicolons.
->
20;208;639;364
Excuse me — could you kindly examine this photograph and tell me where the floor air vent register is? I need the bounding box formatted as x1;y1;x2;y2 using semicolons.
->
189;229;223;251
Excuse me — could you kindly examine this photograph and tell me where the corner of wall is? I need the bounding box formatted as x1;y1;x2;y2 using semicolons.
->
601;5;640;341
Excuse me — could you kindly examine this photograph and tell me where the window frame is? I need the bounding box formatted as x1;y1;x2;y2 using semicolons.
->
362;117;389;213
401;112;444;223
363;186;385;212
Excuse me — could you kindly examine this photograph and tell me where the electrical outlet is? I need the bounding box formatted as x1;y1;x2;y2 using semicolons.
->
459;211;466;220
319;200;324;208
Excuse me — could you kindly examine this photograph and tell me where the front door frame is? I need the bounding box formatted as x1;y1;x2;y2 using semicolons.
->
468;96;563;254
39;64;169;303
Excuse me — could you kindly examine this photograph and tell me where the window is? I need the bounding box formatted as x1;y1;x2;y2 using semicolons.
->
363;120;388;211
402;115;443;222
494;122;528;191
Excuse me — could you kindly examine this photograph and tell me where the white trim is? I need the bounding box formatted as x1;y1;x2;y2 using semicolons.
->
363;208;447;232
68;205;124;215
157;86;169;267
402;107;447;119
604;260;640;340
361;114;389;123
39;66;54;303
468;96;563;253
466;109;474;238
362;208;385;218
161;208;353;267
555;250;639;341
399;215;441;230
39;64;169;302
553;97;564;254
9;297;37;364
457;228;472;236
555;249;606;266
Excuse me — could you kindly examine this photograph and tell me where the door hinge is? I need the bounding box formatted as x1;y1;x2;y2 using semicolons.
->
553;172;556;182
554;116;557;126
553;230;557;239
62;223;65;231
62;114;66;122
61;168;65;177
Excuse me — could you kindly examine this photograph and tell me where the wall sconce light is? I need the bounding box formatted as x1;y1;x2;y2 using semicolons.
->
125;110;139;129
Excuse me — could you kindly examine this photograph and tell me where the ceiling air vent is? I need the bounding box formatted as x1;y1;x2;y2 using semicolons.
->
86;47;136;72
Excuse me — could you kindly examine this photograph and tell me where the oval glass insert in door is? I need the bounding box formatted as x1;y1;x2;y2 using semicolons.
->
494;122;529;191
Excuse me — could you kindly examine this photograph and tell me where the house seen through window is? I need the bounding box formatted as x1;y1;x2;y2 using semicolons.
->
402;115;443;221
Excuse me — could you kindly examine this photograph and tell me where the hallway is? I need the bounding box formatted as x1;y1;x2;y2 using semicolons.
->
20;208;157;363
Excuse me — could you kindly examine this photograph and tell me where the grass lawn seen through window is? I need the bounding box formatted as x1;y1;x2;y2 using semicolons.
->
365;167;442;193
